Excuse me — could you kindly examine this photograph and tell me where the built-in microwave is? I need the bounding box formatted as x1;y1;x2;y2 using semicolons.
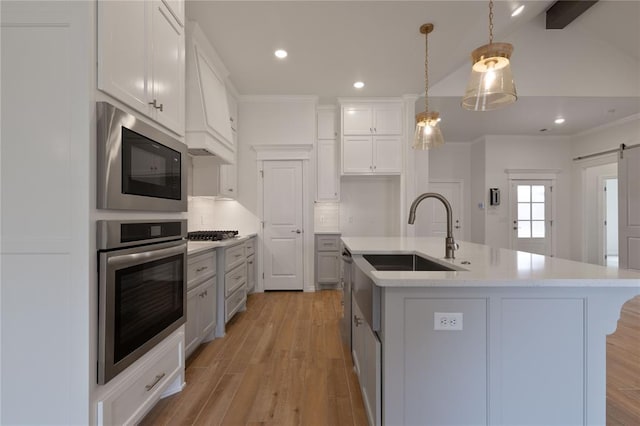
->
97;102;188;212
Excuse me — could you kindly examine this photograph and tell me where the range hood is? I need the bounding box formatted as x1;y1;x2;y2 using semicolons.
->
185;22;234;164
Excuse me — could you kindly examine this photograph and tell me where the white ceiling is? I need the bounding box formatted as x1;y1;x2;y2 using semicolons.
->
186;1;640;141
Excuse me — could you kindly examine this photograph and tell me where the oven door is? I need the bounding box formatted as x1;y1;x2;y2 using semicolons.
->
97;102;188;212
98;239;187;384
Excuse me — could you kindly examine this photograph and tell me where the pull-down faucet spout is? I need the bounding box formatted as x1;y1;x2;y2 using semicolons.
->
408;192;458;259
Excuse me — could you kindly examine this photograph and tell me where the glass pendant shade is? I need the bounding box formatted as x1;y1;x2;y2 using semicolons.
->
413;111;444;150
462;42;517;111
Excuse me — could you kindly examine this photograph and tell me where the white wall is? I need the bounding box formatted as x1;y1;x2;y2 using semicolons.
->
426;143;472;242
237;96;317;215
569;115;640;262
187;197;260;235
606;179;619;256
483;135;573;258
470;138;486;244
340;176;401;237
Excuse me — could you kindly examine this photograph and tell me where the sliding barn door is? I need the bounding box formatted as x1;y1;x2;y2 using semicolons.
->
619;146;640;270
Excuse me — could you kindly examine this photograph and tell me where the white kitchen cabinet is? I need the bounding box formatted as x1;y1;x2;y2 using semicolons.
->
342;136;401;175
245;236;256;293
316;106;340;201
351;299;381;426
96;330;184;426
185;22;234;163
216;241;247;335
185;249;217;358
98;0;185;136
191;154;236;199
342;103;402;136
317;139;339;200
315;234;341;286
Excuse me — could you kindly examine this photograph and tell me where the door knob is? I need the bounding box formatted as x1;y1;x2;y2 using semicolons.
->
291;229;302;234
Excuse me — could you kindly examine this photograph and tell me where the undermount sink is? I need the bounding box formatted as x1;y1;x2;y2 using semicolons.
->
363;254;456;272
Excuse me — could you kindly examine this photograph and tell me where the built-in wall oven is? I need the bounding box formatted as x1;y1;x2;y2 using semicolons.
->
97;102;188;212
97;219;187;384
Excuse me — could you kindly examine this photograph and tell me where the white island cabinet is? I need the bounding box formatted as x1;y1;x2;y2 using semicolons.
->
342;237;640;426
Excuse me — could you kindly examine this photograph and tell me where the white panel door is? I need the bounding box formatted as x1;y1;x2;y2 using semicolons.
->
417;181;463;240
343;136;373;174
510;181;553;255
619;146;640;270
263;161;304;290
372;136;401;174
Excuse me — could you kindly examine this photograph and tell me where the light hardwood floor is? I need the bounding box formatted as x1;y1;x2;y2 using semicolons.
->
607;295;640;425
140;290;367;426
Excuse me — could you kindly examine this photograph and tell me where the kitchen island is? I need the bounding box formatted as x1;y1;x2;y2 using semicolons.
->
341;237;640;426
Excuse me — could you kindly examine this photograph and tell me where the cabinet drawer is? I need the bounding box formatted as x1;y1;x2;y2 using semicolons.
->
97;332;183;426
245;238;256;257
225;262;247;296
224;243;245;271
225;286;247;323
316;235;340;252
187;249;216;289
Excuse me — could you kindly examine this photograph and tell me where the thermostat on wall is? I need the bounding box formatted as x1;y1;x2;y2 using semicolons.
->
489;188;500;206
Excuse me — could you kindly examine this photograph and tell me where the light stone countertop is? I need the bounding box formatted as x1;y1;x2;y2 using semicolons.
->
187;233;257;255
342;236;640;288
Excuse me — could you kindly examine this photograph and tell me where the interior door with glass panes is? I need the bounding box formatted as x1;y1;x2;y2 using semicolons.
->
510;180;553;255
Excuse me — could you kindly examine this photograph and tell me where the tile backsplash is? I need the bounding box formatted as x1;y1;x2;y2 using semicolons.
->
314;202;340;232
188;197;260;235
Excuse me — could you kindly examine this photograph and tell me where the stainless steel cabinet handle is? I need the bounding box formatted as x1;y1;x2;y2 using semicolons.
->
148;99;164;112
145;372;166;391
374;127;377;133
196;266;208;272
353;315;363;326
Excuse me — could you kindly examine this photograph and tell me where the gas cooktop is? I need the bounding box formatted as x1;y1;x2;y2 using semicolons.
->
187;230;239;241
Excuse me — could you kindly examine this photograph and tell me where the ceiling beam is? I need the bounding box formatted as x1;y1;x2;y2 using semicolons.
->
546;1;599;29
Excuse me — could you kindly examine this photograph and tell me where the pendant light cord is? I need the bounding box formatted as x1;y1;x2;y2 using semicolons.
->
489;0;494;45
424;29;429;113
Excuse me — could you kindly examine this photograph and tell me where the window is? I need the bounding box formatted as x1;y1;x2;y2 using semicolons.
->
517;184;545;239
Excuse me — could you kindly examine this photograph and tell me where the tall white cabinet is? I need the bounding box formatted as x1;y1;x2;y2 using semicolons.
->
340;101;403;175
98;0;185;135
316;106;340;201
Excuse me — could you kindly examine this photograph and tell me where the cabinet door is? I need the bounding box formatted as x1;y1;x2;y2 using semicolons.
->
199;278;216;340
151;1;184;135
343;136;374;174
246;254;256;292
317;139;339;201
373;136;401;174
219;163;237;198
351;299;366;378
185;287;201;357
97;0;149;114
373;105;402;135
343;106;373;135
227;90;238;133
363;322;382;426
317;252;340;284
317;109;337;139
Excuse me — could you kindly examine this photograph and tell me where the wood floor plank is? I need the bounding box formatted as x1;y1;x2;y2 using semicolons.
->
141;291;368;426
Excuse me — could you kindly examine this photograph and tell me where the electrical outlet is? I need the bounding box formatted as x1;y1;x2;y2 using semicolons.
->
434;312;463;331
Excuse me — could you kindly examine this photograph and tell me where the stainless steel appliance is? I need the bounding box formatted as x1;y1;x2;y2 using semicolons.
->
97;219;187;384
340;245;353;354
97;102;188;212
187;230;239;241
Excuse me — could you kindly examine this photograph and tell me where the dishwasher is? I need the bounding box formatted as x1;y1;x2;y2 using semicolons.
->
340;244;353;356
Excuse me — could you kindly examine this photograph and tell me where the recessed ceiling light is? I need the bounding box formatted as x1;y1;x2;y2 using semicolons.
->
274;49;288;59
554;117;565;124
353;81;365;89
511;5;525;17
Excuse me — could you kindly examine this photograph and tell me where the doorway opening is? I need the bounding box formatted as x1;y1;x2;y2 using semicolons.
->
603;177;619;267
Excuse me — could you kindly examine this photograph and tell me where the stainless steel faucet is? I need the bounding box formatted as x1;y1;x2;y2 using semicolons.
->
408;192;458;259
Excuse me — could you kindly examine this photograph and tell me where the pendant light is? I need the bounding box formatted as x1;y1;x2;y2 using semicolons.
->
462;0;517;111
413;23;444;150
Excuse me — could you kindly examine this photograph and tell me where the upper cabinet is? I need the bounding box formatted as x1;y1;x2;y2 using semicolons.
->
185;22;234;164
340;101;403;175
316;106;339;201
98;0;185;136
342;103;403;136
